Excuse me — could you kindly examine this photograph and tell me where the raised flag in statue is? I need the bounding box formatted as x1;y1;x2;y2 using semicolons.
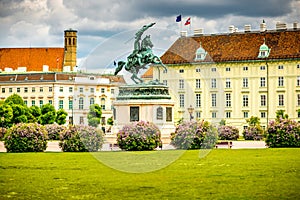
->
176;15;182;22
184;17;191;26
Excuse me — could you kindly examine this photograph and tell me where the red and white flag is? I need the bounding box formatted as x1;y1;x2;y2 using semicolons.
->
184;17;191;26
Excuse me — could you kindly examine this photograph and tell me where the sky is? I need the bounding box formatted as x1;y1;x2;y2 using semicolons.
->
0;0;299;73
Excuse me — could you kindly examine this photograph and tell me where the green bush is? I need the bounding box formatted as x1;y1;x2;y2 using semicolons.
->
171;120;217;149
45;124;67;140
59;125;104;152
266;119;300;148
0;127;6;141
117;121;161;151
218;125;239;140
4;123;48;152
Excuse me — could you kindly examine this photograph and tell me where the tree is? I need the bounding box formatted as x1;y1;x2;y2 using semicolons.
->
107;117;114;126
246;116;260;126
28;105;41;123
11;104;28;124
56;109;68;125
40;104;56;125
87;104;102;127
276;110;288;121
0;103;13;128
4;94;25;106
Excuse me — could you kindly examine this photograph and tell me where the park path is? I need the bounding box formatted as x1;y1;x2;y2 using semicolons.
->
0;141;267;152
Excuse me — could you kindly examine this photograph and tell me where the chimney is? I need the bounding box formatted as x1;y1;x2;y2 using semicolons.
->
260;22;266;32
276;22;287;30
194;28;203;36
244;24;251;32
180;31;187;37
293;22;298;29
229;25;235;33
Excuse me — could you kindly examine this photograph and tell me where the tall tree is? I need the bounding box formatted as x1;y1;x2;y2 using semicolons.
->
40;104;56;125
28;105;41;123
56;109;68;125
88;104;102;127
4;94;25;106
0;103;13;128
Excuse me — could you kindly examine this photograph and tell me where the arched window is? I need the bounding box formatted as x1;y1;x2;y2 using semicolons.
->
73;38;76;45
79;97;84;110
101;98;105;110
69;38;72;45
65;38;67;46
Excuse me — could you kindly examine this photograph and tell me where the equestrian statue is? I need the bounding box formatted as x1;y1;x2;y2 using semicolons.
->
114;22;167;84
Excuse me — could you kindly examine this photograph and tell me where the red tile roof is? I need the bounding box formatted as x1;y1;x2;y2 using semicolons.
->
161;29;300;64
0;48;64;72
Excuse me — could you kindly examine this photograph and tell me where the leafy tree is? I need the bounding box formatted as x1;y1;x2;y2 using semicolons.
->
246;116;260;126
219;119;226;125
4;94;25;106
107;117;114;126
11;104;28;123
0;103;13;128
276;110;288;121
87;104;102;127
28;105;41;123
56;109;68;125
40;104;56;125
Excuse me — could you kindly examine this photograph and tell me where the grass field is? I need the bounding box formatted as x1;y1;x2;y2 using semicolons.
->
0;149;299;199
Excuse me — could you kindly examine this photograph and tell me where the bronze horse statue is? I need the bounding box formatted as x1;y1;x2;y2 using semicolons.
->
114;23;167;84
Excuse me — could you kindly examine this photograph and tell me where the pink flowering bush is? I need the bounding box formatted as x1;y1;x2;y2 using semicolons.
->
117;121;161;151
45;124;67;140
4;123;48;152
266;119;300;147
218;125;239;140
0;127;6;141
171;120;217;149
242;126;264;140
59;125;104;152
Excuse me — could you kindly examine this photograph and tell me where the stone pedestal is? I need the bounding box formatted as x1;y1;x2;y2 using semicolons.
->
112;83;175;144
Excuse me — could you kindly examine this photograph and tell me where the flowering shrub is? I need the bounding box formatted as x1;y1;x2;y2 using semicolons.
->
4;123;48;152
59;125;104;152
171;120;217;149
45;124;67;140
242;126;264;140
218;125;239;140
266;119;300;148
117;121;161;151
0;127;6;141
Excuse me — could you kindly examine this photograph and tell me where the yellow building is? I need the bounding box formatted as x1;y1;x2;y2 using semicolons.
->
151;23;300;131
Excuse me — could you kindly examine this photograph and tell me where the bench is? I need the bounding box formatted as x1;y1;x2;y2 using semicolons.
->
215;141;233;149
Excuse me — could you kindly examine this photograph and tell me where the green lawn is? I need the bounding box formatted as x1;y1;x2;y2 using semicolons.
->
0;149;299;199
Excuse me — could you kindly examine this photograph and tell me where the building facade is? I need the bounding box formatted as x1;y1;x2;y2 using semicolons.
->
151;22;300;131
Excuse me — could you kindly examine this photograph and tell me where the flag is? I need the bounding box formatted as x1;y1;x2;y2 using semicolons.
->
184;17;191;26
176;15;181;22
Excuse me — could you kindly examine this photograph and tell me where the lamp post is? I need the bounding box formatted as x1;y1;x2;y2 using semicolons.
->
187;105;194;121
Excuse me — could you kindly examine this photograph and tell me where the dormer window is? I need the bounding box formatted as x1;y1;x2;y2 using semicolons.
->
195;42;207;61
258;39;271;58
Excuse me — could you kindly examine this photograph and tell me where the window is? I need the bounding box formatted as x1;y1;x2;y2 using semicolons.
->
9;88;12;93
179;69;184;73
166;107;172;122
1;88;5;93
196;93;201;108
90;97;95;105
101;98;105;110
69;87;73;93
24;100;27;106
80;116;84;124
17;87;20;92
298;64;300;69
79;97;84;109
31;100;35;106
69;99;73;110
24;87;28;93
111;89;115;94
278;94;284;106
211;93;217;107
59;87;63;92
243;112;248;118
59;100;63;109
260;66;266;70
156;107;163;120
243;78;248;88
130;106;139;122
260;77;266;87
163;80;168;86
211;67;216;72
261;112;266;118
226;93;231;107
212;112;217;118
196;68;201;73
225;78;231;88
261;95;266;106
49;87;53;92
48;100;53;105
278;65;284;70
196;111;201;119
226;67;230;72
90;88;95;93
297;76;300;86
298;94;300;106
226;112;231;118
101;88;105;93
243;95;249;107
211;78;216;88
179;94;184;108
39;100;43;108
196;79;201;89
278;77;284;87
243;66;248;71
79;88;84;93
179;79;184;89
32;87;35;92
40;87;43;92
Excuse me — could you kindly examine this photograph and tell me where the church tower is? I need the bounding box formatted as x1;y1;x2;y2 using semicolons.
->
64;29;77;71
